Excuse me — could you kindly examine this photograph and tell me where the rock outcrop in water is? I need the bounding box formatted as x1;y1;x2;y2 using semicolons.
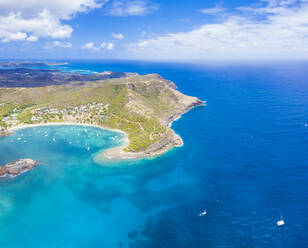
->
0;127;11;137
0;159;39;177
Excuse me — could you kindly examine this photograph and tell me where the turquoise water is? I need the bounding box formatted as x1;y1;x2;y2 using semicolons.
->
0;125;195;247
0;126;127;246
1;61;308;247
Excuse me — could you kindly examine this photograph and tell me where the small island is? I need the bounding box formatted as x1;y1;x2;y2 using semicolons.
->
0;67;204;159
0;159;39;178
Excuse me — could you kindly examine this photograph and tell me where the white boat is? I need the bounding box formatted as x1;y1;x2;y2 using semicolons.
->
52;138;56;142
277;217;285;226
199;210;207;216
17;137;22;141
69;141;72;145
87;146;90;151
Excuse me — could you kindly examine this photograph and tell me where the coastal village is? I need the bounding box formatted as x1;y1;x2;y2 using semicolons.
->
0;102;109;129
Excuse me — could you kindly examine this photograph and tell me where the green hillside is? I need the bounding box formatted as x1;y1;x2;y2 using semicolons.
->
0;74;203;153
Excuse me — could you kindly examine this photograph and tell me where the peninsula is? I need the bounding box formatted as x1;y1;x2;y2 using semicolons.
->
0;67;203;159
0;159;39;178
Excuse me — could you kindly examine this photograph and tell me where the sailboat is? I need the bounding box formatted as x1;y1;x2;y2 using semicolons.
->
199;209;207;216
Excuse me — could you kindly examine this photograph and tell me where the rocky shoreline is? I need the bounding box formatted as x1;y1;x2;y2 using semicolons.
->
0;159;39;178
166;98;205;126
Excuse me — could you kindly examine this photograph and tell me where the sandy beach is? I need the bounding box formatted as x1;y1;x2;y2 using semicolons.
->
8;122;127;137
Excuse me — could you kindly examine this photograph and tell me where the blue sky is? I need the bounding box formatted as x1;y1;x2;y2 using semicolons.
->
0;0;307;61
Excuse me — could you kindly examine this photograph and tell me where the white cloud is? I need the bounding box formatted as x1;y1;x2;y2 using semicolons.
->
0;11;74;42
128;0;308;60
101;42;114;50
112;33;124;39
200;6;225;14
0;0;103;19
44;41;72;49
106;0;159;16
0;0;104;43
82;41;114;50
1;31;27;43
26;35;38;42
82;42;99;50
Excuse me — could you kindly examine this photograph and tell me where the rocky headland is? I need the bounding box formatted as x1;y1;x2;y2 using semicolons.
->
0;69;204;160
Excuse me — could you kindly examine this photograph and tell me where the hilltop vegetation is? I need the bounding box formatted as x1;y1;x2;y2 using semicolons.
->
0;72;203;155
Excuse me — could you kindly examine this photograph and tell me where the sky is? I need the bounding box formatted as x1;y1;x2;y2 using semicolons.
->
0;0;308;61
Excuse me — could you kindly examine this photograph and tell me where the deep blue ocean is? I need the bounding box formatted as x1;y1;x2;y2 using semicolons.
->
0;60;308;248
